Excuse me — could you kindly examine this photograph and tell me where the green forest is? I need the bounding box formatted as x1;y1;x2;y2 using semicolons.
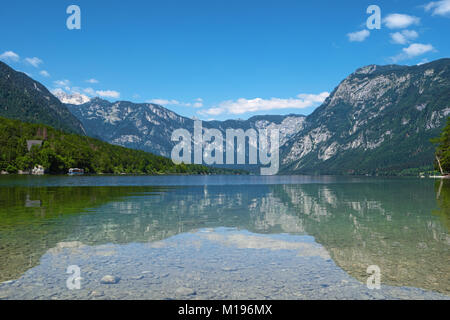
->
433;117;450;174
0;116;245;175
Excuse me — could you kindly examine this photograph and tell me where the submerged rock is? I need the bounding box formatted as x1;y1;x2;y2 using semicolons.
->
175;287;196;296
221;267;239;272
90;290;104;297
100;275;120;284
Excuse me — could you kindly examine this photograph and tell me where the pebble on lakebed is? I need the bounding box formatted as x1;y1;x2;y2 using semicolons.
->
89;291;104;297
100;275;120;284
175;287;196;296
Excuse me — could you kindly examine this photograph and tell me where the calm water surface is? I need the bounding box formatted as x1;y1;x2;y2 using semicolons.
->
0;175;448;300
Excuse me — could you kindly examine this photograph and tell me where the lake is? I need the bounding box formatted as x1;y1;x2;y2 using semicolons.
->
0;175;448;300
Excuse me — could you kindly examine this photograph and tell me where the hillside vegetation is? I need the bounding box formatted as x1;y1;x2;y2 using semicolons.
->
433;117;450;174
0;61;85;134
0;117;243;175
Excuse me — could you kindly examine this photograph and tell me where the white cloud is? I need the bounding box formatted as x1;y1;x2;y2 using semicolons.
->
192;98;204;108
54;79;71;87
24;57;43;68
149;99;180;106
383;14;420;29
96;90;120;99
425;0;450;17
403;43;435;56
199;92;330;116
390;30;419;44
53;82;119;99
0;51;20;62
52;81;78;98
85;78;99;84
83;88;95;96
39;70;50;77
82;87;95;96
347;29;370;42
297;93;330;103
148;98;204;108
390;43;435;62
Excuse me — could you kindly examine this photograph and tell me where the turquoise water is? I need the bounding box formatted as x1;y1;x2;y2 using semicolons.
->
0;175;448;300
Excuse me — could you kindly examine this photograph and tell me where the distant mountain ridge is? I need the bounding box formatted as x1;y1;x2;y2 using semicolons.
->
0;62;85;135
66;99;307;159
281;58;450;175
2;58;449;175
67;59;450;175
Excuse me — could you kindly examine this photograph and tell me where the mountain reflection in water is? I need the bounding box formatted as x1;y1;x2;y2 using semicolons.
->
0;178;448;296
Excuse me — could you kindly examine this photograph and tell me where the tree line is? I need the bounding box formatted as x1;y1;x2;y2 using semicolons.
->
433;117;450;174
0;116;245;175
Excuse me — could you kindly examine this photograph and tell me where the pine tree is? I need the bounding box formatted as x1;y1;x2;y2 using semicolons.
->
432;117;450;174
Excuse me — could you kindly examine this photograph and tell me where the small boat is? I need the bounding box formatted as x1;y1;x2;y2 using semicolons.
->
68;168;85;176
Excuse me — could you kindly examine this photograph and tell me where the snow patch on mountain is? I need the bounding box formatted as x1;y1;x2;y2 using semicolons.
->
53;89;91;105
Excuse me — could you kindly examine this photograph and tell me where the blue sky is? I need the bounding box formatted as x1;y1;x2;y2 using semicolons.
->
1;0;449;120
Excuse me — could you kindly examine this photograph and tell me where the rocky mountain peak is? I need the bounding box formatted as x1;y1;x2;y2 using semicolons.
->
353;64;378;75
281;58;450;175
52;89;91;105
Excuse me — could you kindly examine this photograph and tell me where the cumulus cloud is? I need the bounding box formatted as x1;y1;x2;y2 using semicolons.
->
83;87;96;96
24;57;43;68
52;82;78;97
390;30;419;44
54;79;71;87
347;30;370;42
383;14;420;29
424;0;450;17
85;78;99;84
390;43;435;62
39;70;50;77
53;80;73;92
52;80;118;100
149;99;180;105
148;98;204;108
0;51;20;62
96;90;120;99
192;98;204;108
199;92;330;116
403;43;435;56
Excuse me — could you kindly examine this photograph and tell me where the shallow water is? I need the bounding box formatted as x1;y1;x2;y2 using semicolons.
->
0;175;448;300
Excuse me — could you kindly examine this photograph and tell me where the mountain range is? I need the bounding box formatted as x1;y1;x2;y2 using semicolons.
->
66;99;307;160
0;62;85;135
281;59;450;175
1;58;449;175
